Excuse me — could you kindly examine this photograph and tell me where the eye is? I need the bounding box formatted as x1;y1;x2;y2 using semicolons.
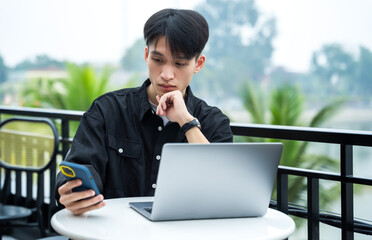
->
152;58;163;63
175;62;187;67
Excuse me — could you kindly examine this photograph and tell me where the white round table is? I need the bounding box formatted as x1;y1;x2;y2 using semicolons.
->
51;197;295;240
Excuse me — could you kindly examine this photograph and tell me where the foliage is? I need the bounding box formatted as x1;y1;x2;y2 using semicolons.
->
309;44;372;105
240;81;266;124
21;63;113;111
193;0;277;98
356;46;372;99
0;55;8;84
0;81;21;105
118;0;277;100
310;44;357;96
266;44;372;108
20;62;139;135
14;54;65;70
239;81;347;209
121;39;147;72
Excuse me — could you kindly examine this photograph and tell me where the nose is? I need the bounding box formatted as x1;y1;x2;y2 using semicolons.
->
160;65;175;80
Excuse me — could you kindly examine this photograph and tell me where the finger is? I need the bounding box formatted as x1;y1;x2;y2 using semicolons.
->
66;194;104;214
67;194;103;213
159;95;168;111
60;189;96;207
155;95;164;115
58;179;82;195
73;199;106;216
161;94;174;111
156;105;163;115
156;96;167;115
166;98;173;107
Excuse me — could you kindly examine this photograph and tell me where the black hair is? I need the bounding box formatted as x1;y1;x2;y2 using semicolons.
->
144;8;209;60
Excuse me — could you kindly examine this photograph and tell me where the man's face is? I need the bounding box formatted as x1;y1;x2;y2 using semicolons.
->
145;36;205;104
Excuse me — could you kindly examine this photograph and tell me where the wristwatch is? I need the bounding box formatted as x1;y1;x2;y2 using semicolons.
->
181;118;201;135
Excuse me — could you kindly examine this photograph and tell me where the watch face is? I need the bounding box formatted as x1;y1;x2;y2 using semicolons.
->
190;118;200;129
194;118;201;128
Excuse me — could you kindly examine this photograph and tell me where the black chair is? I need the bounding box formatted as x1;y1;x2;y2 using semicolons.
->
0;117;59;238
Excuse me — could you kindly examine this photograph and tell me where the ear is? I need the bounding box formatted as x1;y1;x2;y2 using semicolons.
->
194;55;206;74
144;46;149;64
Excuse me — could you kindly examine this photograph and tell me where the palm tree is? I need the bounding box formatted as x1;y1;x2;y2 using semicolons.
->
22;63;109;110
21;62;141;109
20;62;139;134
240;81;347;208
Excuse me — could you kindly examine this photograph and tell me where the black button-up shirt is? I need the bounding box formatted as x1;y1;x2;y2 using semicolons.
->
56;79;233;201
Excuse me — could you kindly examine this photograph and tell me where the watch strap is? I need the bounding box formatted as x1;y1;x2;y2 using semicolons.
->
180;118;201;135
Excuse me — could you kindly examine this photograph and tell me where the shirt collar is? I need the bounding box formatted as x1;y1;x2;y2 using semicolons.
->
138;78;196;121
139;79;153;121
184;84;196;116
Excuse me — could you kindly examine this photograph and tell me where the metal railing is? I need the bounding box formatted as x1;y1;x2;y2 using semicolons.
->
231;123;372;240
0;105;83;158
1;105;372;240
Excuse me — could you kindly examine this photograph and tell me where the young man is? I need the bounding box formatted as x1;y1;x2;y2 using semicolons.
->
56;8;233;215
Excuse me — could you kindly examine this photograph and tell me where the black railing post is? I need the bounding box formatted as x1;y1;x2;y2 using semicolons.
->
277;172;288;214
48;159;57;230
308;177;319;240
341;144;353;240
61;119;70;159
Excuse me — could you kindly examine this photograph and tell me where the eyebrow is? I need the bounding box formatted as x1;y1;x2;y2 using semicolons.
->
150;50;164;57
150;50;188;60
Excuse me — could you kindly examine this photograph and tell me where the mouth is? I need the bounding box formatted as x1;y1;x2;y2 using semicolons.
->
159;84;176;91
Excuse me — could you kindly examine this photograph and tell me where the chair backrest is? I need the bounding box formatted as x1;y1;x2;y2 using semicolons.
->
0;117;59;220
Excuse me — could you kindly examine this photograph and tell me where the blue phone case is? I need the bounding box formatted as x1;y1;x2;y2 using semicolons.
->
59;161;100;195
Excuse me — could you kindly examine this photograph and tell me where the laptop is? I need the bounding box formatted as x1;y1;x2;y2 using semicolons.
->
129;142;283;221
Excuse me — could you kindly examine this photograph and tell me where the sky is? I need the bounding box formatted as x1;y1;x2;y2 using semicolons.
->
258;0;372;71
0;0;372;72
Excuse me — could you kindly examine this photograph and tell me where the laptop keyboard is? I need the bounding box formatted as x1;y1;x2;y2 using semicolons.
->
144;208;152;213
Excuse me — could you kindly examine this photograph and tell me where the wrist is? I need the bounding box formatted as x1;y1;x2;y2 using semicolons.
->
180;117;201;135
179;114;194;128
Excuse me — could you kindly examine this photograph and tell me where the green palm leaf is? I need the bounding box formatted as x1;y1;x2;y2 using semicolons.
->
309;98;348;127
240;81;266;124
240;80;347;224
270;84;304;126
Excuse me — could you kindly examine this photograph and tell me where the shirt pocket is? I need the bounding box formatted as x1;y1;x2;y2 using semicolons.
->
107;135;141;159
107;134;142;194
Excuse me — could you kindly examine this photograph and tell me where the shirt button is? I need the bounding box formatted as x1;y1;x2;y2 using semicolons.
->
158;126;162;131
156;155;161;161
118;148;123;154
152;183;157;189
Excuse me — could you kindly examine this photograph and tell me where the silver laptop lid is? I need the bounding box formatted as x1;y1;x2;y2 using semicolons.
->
150;142;283;221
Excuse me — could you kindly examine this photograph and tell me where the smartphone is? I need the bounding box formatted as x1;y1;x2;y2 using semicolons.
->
59;161;100;196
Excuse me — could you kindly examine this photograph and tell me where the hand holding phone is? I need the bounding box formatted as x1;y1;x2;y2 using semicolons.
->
59;161;100;196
